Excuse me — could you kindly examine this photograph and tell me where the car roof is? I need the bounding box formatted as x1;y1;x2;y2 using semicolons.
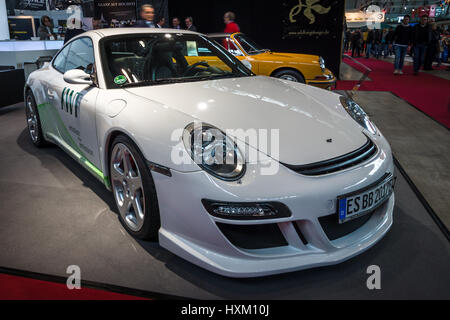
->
84;28;203;39
207;32;244;38
207;33;232;38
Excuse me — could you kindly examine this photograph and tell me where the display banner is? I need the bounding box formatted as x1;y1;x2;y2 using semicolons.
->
15;0;46;10
282;0;342;40
169;0;345;78
94;0;137;21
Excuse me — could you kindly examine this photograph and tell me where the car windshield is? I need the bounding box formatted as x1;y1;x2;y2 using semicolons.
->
101;33;253;88
233;34;267;55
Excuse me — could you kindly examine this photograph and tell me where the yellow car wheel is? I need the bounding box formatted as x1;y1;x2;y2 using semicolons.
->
272;69;305;83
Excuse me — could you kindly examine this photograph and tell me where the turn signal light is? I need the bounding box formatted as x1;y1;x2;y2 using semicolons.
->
202;200;291;220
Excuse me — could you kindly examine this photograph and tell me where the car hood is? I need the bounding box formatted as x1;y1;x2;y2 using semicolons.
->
125;76;367;165
253;51;319;64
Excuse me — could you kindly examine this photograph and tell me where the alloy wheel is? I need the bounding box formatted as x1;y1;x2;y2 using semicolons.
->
26;96;38;142
111;143;146;232
279;75;299;82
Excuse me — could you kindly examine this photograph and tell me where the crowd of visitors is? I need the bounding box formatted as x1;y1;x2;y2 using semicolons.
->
40;5;241;44
133;4;239;34
344;15;449;76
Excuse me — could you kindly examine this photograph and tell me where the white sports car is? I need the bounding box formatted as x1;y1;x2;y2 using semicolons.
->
25;28;395;278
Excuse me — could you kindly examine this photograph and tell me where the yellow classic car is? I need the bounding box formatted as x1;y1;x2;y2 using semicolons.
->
208;32;336;89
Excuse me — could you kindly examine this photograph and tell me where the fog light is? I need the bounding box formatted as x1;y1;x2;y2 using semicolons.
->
202;200;291;220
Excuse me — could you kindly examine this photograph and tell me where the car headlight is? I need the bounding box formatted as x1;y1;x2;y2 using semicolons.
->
319;56;326;71
339;96;377;135
182;123;246;181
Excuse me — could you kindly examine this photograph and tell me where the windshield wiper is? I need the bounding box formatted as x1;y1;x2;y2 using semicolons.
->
120;78;183;88
120;74;241;88
248;49;270;54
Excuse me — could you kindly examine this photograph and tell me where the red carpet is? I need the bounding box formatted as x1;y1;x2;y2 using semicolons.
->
336;57;450;129
0;273;147;300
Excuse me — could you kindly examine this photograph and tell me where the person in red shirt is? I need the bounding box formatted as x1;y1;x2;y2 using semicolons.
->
224;12;240;33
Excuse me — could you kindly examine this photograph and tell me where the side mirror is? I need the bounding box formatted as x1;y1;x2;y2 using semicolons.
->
63;69;93;85
241;60;252;71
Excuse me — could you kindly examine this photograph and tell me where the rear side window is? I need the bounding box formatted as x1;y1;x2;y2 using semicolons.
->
52;43;71;73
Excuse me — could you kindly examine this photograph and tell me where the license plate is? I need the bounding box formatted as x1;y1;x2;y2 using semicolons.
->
338;174;395;224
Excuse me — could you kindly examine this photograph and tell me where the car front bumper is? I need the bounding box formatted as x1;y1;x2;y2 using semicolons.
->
151;133;394;278
307;68;337;90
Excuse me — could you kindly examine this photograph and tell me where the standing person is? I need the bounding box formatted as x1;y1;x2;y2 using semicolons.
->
351;29;362;57
185;17;197;32
386;27;395;56
345;29;351;52
424;23;440;70
380;28;389;57
38;16;56;40
134;4;156;28
156;17;166;28
374;28;382;58
392;15;412;75
224;12;240;33
362;29;368;55
365;28;375;58
172;17;181;29
412;15;430;75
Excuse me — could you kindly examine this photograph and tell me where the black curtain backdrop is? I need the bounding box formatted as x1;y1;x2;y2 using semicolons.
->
168;0;345;78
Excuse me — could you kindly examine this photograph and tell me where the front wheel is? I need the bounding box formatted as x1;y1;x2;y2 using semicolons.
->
273;69;305;83
25;91;47;147
109;135;160;241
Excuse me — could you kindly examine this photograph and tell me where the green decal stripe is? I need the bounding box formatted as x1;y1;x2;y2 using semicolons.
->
36;102;108;186
61;88;66;109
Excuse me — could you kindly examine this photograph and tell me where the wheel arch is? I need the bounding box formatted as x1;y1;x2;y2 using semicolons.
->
270;67;306;80
103;128;154;190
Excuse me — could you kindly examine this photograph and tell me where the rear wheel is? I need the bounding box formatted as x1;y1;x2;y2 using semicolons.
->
109;135;160;241
25;90;47;147
273;69;305;83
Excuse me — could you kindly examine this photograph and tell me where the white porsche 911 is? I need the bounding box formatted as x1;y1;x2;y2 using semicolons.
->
25;28;395;277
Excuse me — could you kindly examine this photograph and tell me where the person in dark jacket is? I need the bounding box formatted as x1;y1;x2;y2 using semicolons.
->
156;17;166;28
351;29;362;57
424;22;440;70
38;15;56;40
185;17;197;32
385;27;395;56
392;15;412;75
134;4;155;28
374;28;383;58
412;15;430;75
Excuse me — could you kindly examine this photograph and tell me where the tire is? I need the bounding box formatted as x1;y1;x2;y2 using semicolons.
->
273;69;305;83
109;134;161;241
25;90;48;147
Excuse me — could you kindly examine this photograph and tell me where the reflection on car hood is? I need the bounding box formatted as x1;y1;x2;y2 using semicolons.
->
252;52;319;64
125;76;367;165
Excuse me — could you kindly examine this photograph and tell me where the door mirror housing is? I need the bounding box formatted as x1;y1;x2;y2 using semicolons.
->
63;69;93;85
241;60;252;70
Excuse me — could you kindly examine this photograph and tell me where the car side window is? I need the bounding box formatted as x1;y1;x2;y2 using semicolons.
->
52;43;71;73
65;37;95;74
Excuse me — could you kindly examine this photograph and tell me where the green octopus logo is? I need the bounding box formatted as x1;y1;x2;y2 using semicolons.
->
289;0;331;24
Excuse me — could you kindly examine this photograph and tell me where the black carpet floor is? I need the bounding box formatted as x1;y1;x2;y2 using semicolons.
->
0;103;449;299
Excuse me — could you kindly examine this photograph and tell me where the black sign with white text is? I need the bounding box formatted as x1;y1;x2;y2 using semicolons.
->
94;0;137;21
